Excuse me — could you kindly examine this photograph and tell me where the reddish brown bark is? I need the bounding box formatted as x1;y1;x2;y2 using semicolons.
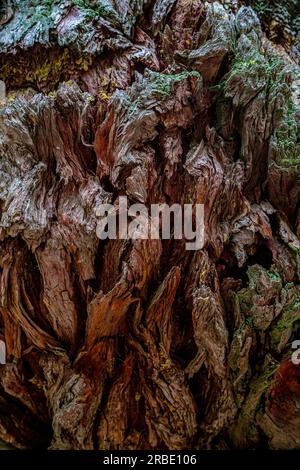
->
0;0;299;450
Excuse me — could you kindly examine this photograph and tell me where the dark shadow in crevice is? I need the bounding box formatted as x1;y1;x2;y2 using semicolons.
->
247;243;273;270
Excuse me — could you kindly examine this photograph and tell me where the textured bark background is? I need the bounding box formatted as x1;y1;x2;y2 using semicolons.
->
0;0;299;450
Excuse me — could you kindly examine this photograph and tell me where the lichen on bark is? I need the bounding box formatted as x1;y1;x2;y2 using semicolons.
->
0;0;299;450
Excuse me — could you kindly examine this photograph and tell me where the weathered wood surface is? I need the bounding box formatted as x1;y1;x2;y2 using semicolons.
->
0;0;299;449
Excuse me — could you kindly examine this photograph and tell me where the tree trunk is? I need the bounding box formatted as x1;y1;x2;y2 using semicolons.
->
0;0;299;450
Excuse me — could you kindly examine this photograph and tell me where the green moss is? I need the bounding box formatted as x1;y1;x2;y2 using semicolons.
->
223;51;262;93
22;0;56;27
73;0;120;24
267;271;281;282
252;0;269;15
270;289;300;347
30;0;54;6
272;101;300;167
149;70;201;99
245;316;254;326
288;243;300;254
219;44;299;168
224;50;285;94
235;288;254;315
285;297;300;313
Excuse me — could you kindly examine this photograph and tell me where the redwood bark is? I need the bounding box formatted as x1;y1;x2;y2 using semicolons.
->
0;0;299;450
